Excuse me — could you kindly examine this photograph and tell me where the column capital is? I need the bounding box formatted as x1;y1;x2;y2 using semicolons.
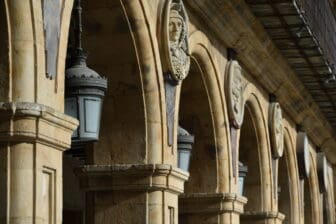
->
179;193;248;215
75;164;189;194
0;102;78;150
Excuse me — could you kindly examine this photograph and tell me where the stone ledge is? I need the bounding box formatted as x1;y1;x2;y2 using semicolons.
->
0;102;78;150
179;193;248;215
75;164;189;194
241;211;285;221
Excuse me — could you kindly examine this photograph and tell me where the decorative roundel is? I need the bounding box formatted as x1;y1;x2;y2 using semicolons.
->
317;152;328;193
269;102;284;158
296;132;310;179
225;60;245;128
163;0;190;82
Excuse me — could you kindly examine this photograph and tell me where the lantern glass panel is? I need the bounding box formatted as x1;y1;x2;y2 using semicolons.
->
65;96;79;138
78;95;103;141
178;149;191;171
238;176;245;195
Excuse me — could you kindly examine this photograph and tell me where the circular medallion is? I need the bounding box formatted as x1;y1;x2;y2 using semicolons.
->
317;152;328;192
296;132;310;179
269;102;284;158
225;60;245;128
163;0;190;82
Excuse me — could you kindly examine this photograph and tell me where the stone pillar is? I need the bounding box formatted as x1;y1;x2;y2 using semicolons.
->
75;164;188;224
0;102;77;224
179;193;247;224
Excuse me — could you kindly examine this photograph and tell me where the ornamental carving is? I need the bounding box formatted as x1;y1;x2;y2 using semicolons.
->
269;102;284;158
297;132;310;179
225;60;245;128
163;0;190;82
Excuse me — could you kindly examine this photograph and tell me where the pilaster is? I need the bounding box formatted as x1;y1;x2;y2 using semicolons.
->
0;102;77;224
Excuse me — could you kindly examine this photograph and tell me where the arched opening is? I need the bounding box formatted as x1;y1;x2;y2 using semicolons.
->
304;178;313;224
0;1;9;101
239;107;262;214
178;58;218;223
82;0;146;164
322;174;334;224
277;130;302;224
278;149;292;224
180;59;216;193
63;1;146;223
323;192;330;224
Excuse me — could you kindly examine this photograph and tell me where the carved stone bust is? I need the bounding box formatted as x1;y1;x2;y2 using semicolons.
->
269;102;284;158
225;60;245;128
163;0;190;82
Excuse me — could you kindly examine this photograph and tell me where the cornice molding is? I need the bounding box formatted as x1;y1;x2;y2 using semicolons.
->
75;164;189;194
179;193;247;215
0;102;78;150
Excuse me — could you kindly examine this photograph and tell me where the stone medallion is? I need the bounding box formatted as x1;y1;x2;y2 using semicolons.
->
317;152;328;192
225;60;245;128
296;132;310;179
269;102;284;158
163;0;190;82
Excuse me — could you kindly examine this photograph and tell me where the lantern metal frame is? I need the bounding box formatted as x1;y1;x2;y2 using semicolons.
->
65;0;107;148
238;161;248;196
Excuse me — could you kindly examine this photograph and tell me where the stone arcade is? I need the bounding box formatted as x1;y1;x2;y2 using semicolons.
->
0;0;336;224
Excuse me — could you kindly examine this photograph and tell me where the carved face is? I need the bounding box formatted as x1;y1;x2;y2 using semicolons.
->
169;16;183;44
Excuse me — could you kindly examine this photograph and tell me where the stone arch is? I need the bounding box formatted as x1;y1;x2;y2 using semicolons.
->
322;185;331;224
178;31;231;193
240;85;273;213
0;1;10;101
80;0;165;164
5;0;76;109
63;1;168;222
323;166;335;224
57;0;75;101
278;126;301;223
304;152;321;224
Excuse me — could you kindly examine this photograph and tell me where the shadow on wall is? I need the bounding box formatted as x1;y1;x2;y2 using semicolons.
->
0;1;9;101
178;59;218;223
239;108;262;214
278;149;291;224
179;59;217;194
304;177;313;224
63;1;147;224
82;0;146;164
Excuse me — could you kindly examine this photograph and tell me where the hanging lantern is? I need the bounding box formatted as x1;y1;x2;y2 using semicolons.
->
64;0;107;147
177;126;194;172
238;161;248;195
65;51;107;146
